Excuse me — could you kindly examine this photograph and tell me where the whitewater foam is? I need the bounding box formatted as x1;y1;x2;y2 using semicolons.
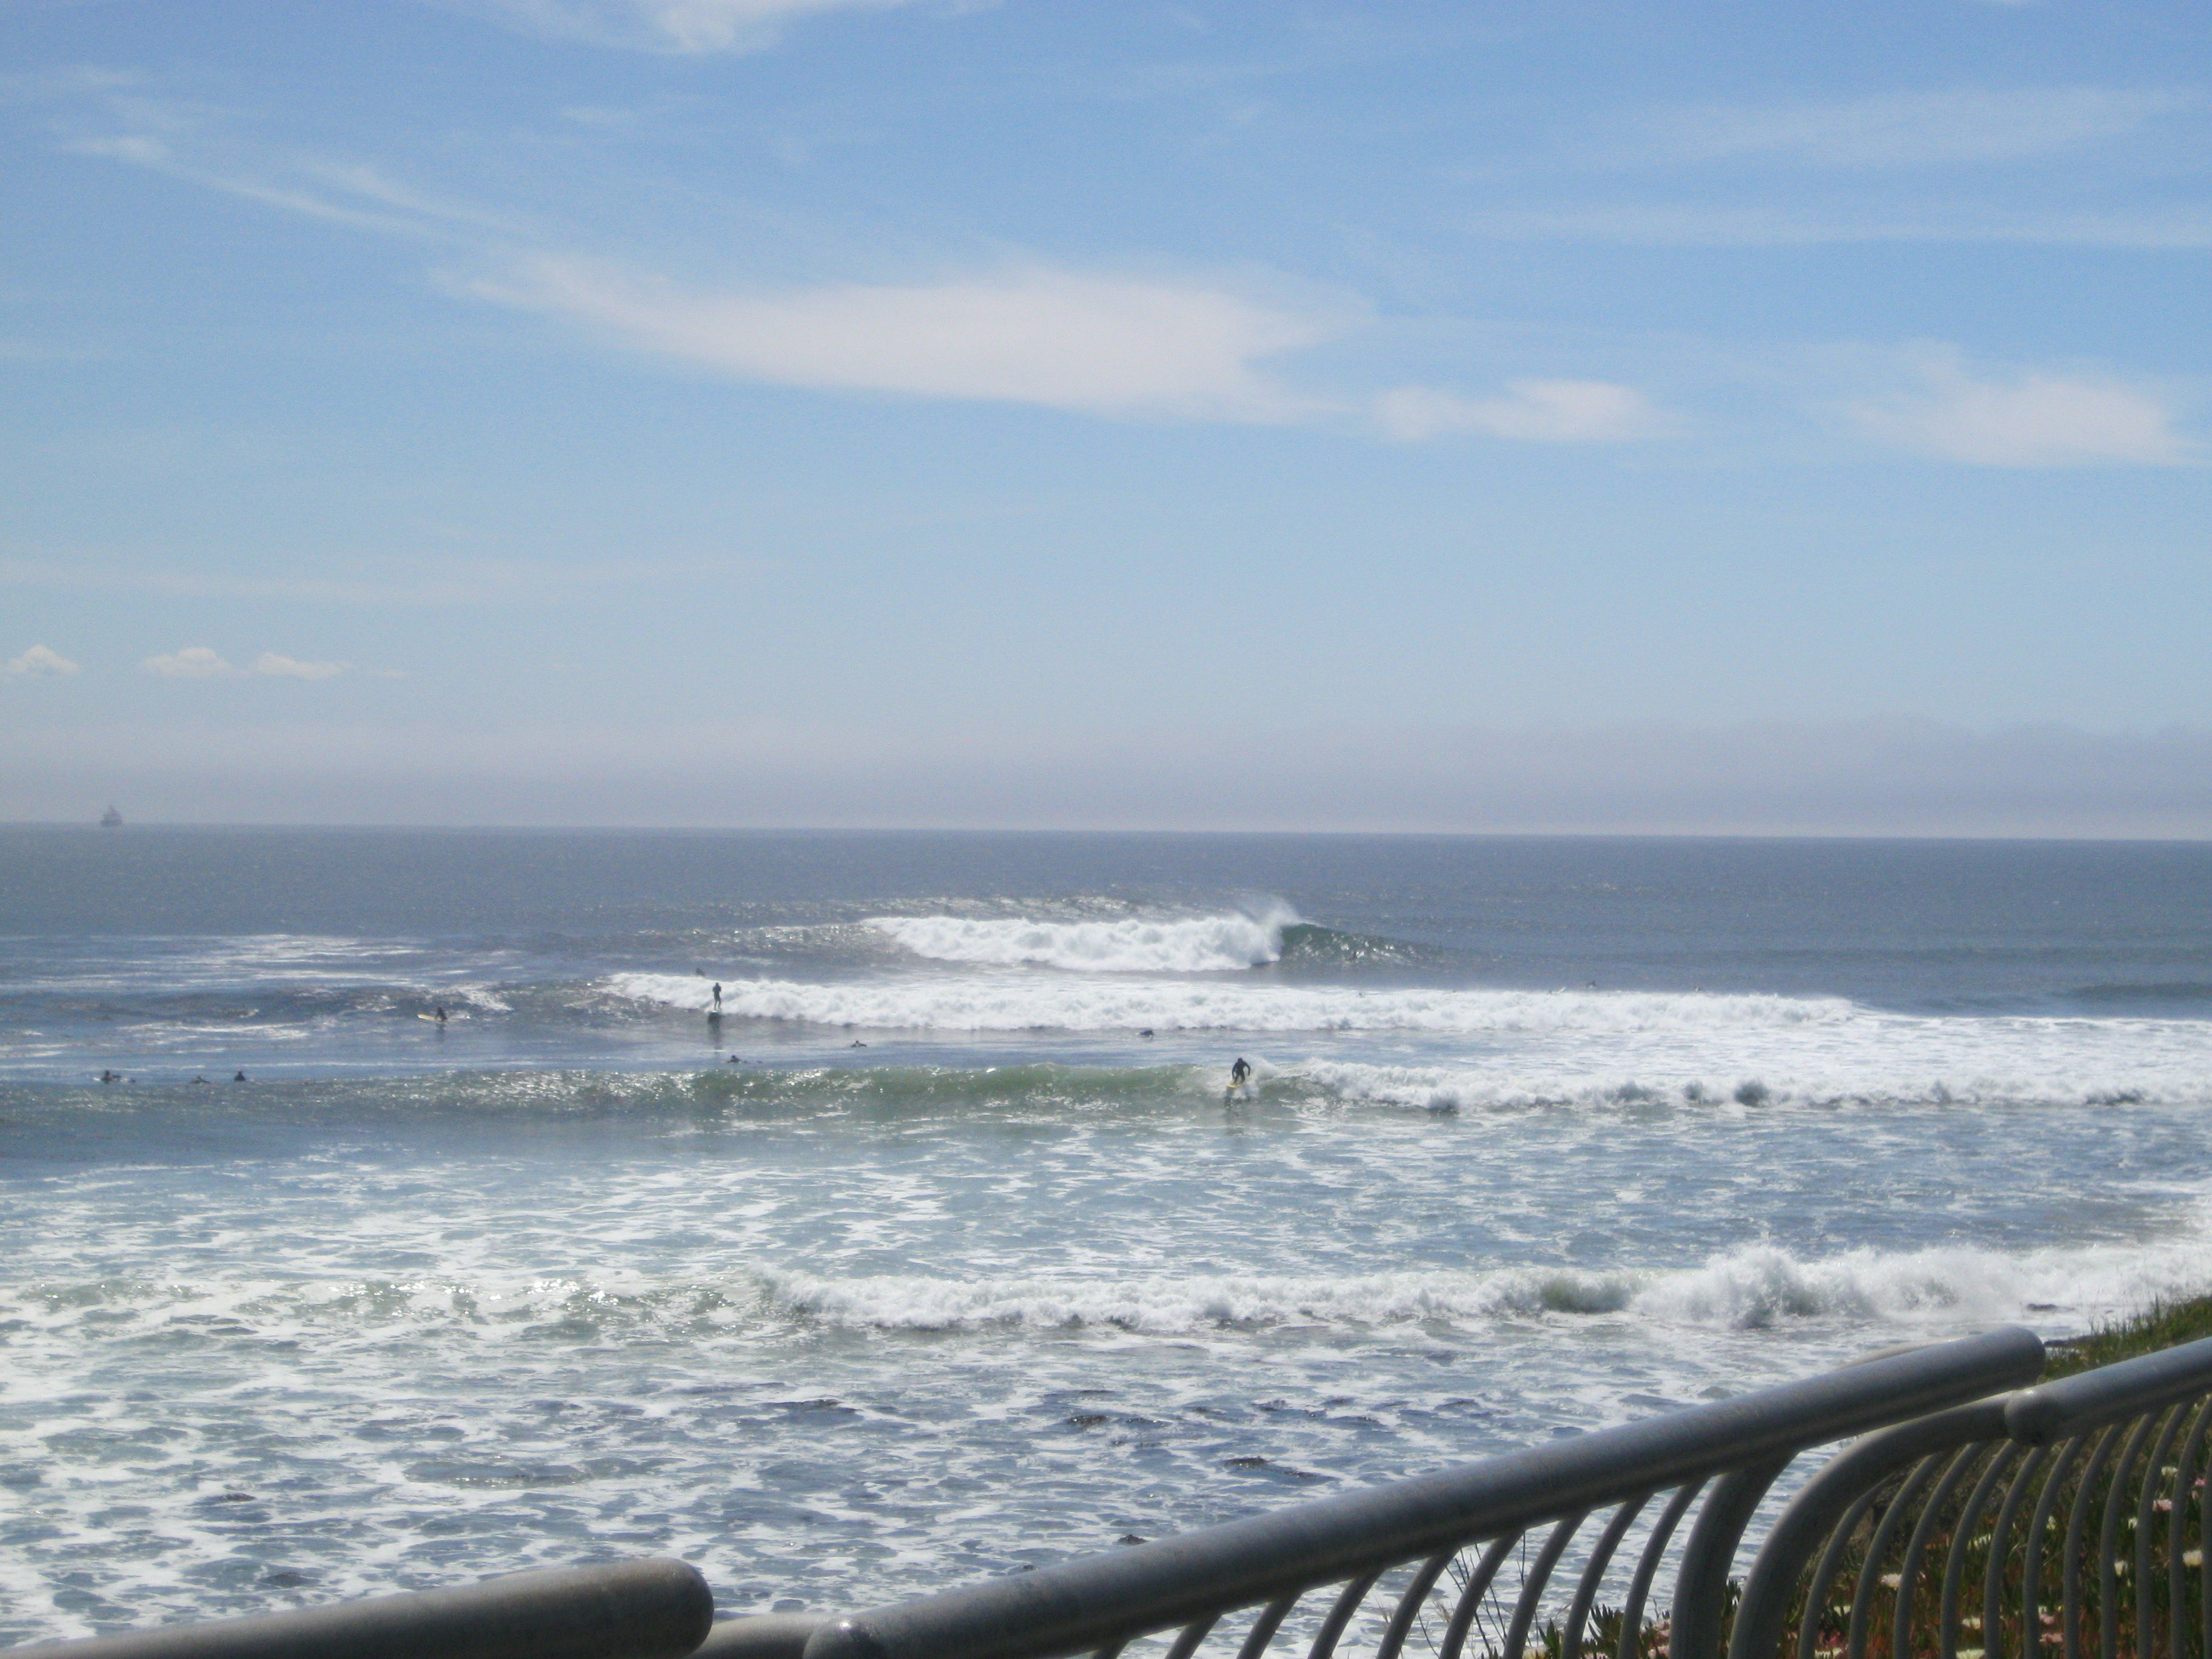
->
609;970;1850;1036
9;1236;2187;1347
605;972;2212;1102
870;907;1298;973
757;1234;2212;1334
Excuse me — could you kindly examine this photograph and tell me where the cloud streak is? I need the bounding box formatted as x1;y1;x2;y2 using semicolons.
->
471;0;916;54
1461;202;2212;250
252;652;349;680
141;648;356;679
142;646;234;679
478;256;1339;422
1849;356;2197;467
1639;87;2197;170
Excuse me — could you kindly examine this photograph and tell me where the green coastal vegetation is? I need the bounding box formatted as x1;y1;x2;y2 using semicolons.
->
2042;1291;2212;1378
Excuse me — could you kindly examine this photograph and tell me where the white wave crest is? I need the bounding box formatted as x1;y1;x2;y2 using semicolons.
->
1636;1240;2207;1331
758;1236;2212;1335
870;908;1295;973
607;970;1848;1036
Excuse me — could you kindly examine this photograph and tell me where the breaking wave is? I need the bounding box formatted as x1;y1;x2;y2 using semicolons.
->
13;1241;2200;1345
870;907;1299;973
762;1236;2211;1333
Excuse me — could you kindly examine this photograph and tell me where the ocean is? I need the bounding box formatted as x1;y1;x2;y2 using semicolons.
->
2;826;2210;1645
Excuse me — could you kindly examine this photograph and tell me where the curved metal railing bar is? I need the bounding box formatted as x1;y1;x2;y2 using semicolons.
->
1935;1442;2020;1659
2006;1340;2212;1447
1892;1446;1983;1659
1561;1495;1651;1659
3;1559;715;1659
1623;1479;1711;1659
1983;1443;2053;1659
2058;1425;2120;1659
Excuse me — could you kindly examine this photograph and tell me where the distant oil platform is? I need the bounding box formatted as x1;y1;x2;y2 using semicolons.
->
99;805;122;828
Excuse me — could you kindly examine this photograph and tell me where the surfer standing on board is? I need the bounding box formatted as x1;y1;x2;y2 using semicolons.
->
710;982;723;1014
1225;1057;1252;1102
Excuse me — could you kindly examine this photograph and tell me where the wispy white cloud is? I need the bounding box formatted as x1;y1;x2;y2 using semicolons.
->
25;69;531;245
141;646;369;679
61;132;530;244
1375;380;1678;443
142;646;235;679
1462;202;2212;250
468;0;916;54
1848;354;2196;466
5;643;79;677
252;652;349;680
0;66;147;106
1466;85;2210;250
477;255;1339;422
1637;87;2196;170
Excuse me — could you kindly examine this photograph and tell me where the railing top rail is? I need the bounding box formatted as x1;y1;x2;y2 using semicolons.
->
2003;1332;2212;1444
801;1326;2046;1659
5;1558;713;1659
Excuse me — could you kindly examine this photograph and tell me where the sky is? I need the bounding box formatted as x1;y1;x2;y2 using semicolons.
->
2;0;2208;834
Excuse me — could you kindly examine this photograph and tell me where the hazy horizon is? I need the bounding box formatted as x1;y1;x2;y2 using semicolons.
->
10;712;2212;839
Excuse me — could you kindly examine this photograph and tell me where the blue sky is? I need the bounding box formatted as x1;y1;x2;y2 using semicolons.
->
2;1;2208;831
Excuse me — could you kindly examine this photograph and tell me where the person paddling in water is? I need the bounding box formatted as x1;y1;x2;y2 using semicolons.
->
1225;1057;1252;1102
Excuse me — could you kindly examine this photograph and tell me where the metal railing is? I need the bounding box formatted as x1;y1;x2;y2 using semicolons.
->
0;1327;2067;1659
4;1557;714;1659
1728;1334;2212;1659
793;1329;2045;1659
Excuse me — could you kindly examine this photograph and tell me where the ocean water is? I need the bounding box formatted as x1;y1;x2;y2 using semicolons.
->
2;827;2211;1644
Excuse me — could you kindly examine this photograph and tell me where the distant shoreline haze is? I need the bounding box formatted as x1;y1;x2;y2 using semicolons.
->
5;718;2211;838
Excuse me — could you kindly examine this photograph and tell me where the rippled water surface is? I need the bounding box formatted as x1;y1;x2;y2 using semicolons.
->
3;828;2210;1643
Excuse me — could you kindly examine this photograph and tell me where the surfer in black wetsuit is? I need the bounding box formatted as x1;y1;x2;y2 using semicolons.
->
711;982;722;1013
1226;1057;1252;1102
434;1005;447;1025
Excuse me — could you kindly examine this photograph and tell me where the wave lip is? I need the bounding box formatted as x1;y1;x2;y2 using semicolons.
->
869;907;1297;974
